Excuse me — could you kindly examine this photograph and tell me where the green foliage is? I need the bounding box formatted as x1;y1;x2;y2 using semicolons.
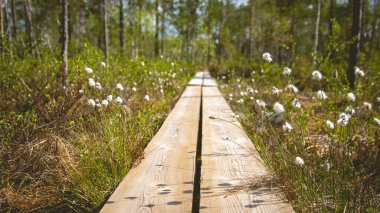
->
0;44;194;211
211;50;380;212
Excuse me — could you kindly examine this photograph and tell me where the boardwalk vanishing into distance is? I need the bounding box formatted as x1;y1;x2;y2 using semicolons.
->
101;72;294;213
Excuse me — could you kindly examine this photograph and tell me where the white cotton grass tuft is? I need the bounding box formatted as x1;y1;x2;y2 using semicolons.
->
374;118;380;127
107;95;113;102
87;99;96;107
95;82;102;90
355;66;365;77
79;89;84;94
88;78;96;87
272;87;282;95
256;99;266;108
85;67;93;74
100;62;106;67
326;120;335;129
347;92;356;102
101;100;109;106
282;122;293;132
312;70;323;80
132;87;137;92
273;102;285;113
345;106;356;116
377;97;380;103
115;96;123;104
338;112;350;126
316;90;328;100
144;95;150;101
363;102;372;110
141;61;145;67
292;98;301;108
294;157;305;166
285;84;299;93
116;83;124;91
262;52;273;63
282;67;292;75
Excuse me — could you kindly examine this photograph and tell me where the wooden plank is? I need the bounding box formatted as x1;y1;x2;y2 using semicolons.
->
200;72;294;212
101;72;204;213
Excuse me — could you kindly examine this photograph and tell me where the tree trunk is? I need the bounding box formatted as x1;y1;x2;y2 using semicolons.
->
5;0;13;57
119;0;124;54
154;0;159;57
160;0;165;55
24;0;38;56
0;0;3;36
11;0;17;38
370;2;379;54
61;0;69;94
103;0;108;60
313;0;321;66
128;0;135;58
249;0;254;59
329;0;335;60
347;0;363;90
0;0;3;55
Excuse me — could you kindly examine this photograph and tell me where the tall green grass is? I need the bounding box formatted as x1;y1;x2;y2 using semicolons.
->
0;45;195;211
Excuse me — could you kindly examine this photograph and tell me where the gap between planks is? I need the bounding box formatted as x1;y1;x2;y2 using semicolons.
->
100;71;294;213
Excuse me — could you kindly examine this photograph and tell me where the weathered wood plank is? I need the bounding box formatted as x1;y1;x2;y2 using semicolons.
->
100;72;204;213
200;72;294;212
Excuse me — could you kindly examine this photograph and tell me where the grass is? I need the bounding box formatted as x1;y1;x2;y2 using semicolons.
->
210;55;380;212
0;44;195;211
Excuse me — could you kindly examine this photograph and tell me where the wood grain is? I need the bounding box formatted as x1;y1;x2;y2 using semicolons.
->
100;72;204;213
199;72;294;212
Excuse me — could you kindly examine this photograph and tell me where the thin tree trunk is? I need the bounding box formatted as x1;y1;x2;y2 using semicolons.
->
79;0;86;37
24;0;38;56
329;0;335;60
61;0;68;94
11;0;17;37
154;0;159;57
160;0;165;55
5;0;13;57
128;0;135;58
119;0;124;54
0;0;3;55
249;0;254;59
347;0;363;90
206;0;211;65
313;0;321;66
103;0;108;60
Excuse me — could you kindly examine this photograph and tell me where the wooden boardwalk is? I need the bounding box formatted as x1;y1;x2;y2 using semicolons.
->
101;72;294;213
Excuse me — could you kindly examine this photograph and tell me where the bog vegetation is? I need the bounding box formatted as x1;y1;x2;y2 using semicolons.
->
0;0;380;212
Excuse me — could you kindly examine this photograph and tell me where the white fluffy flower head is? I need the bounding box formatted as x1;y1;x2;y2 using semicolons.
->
355;67;364;77
282;67;292;75
262;52;273;63
286;84;298;94
273;102;285;113
115;96;123;104
312;70;323;80
294;157;305;166
347;92;356;102
317;90;328;100
292;98;301;108
87;99;96;107
282;122;293;132
88;78;96;87
326;120;335;129
85;67;93;74
116;83;124;91
363;102;372;110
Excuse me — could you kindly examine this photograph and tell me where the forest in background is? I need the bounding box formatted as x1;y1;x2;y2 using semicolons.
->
1;0;380;212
